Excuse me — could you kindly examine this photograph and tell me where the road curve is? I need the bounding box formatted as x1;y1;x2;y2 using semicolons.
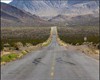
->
1;27;99;80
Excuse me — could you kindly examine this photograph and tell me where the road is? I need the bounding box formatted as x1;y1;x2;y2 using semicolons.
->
1;27;99;80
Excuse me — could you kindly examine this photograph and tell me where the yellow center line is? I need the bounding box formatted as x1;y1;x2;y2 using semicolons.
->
50;27;57;80
50;52;56;79
52;67;54;70
51;72;54;77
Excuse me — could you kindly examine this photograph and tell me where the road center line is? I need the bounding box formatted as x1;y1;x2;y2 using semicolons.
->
50;53;56;79
50;27;57;80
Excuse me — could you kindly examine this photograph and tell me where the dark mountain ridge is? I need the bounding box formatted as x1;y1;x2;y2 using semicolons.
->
1;2;51;27
49;14;99;26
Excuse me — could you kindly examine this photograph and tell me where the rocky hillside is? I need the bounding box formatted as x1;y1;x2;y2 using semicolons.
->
10;0;99;17
1;2;51;27
48;14;99;26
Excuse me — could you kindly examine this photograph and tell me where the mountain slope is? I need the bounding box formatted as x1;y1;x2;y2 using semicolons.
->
48;15;71;22
49;14;99;26
68;14;99;26
1;2;51;27
10;0;99;17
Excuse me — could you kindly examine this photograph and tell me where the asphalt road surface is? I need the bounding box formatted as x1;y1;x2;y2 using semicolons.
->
1;27;99;80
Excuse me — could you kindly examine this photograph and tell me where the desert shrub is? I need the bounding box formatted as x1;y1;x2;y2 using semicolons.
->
21;50;27;55
58;27;99;45
97;44;100;49
1;27;50;50
0;43;4;51
14;42;23;50
1;53;18;62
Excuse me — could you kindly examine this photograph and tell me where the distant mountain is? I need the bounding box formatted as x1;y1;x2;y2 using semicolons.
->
49;14;99;26
48;15;71;22
68;14;99;26
1;2;51;27
1;1;99;27
10;0;99;17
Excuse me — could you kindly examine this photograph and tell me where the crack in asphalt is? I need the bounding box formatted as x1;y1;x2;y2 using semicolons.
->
56;57;76;65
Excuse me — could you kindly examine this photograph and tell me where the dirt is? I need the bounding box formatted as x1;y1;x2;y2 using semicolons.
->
73;45;99;60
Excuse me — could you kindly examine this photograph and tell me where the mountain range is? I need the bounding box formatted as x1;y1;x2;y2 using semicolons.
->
1;0;99;27
48;14;99;27
10;0;99;17
1;2;51;27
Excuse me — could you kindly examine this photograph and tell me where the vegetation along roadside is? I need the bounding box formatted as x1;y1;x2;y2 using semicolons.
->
1;27;52;65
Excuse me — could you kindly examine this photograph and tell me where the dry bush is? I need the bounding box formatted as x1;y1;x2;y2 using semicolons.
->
58;26;99;48
1;27;50;50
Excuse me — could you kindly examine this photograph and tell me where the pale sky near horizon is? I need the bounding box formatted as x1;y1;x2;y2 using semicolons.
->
1;0;12;3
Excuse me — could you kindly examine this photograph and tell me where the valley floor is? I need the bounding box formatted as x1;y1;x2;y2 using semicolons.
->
1;27;99;80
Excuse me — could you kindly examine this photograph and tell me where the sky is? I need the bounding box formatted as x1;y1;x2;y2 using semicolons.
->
1;0;12;3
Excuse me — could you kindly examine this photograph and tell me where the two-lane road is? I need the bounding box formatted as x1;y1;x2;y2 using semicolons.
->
1;27;99;80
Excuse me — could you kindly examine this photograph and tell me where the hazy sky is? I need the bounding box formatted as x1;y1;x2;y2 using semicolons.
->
1;0;12;3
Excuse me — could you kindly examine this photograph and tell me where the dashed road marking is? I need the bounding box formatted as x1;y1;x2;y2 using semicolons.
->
50;27;57;80
51;72;54;77
51;67;54;70
50;52;56;79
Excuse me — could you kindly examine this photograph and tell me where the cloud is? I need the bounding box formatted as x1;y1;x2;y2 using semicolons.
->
1;0;12;3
